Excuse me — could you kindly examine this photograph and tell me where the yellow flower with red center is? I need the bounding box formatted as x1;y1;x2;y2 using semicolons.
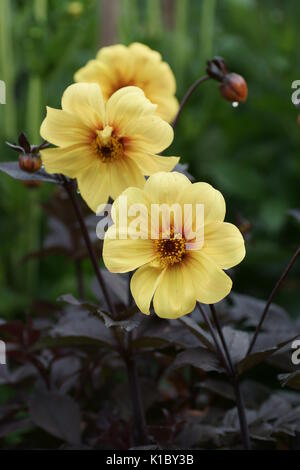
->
103;172;246;319
40;84;178;212
74;42;179;123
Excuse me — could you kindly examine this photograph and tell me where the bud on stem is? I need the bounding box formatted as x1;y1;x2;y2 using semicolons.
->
207;57;248;103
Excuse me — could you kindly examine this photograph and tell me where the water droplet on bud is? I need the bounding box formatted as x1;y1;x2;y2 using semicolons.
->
232;101;239;108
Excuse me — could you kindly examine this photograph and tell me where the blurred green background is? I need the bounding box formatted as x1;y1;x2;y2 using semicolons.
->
0;0;299;319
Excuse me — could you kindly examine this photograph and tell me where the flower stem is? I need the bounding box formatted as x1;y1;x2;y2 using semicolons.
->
126;273;148;445
247;246;300;356
125;354;149;446
208;304;251;450
172;75;210;128
209;304;234;376
197;303;231;373
232;374;251;450
62;177;116;317
197;302;251;449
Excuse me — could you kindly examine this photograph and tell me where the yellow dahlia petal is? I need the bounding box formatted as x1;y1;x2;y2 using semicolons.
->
129;42;162;63
153;264;196;319
75;42;178;123
40;107;91;147
108;157;145;201
74;60;113;98
127;150;179;175
124;115;174;153
144;171;191;204
41;144;95;178
111;186;151;236
203;222;246;269
151;94;179;122
77;161;110;212
61;83;105;129
183;182;226;224
96;44;133;73
106;86;156;134
130;264;164;315
103;228;156;273
186;251;233;304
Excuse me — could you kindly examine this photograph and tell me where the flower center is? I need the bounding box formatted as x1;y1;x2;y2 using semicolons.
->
93;126;123;163
154;228;186;267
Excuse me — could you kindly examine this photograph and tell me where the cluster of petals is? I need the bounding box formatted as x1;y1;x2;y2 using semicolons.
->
103;172;245;319
40;43;246;318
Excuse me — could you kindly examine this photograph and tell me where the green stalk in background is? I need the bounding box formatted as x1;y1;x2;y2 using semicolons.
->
26;0;47;142
146;0;163;37
0;0;17;138
34;0;48;22
173;0;189;88
25;0;48;296
118;0;139;44
0;0;19;293
200;0;216;62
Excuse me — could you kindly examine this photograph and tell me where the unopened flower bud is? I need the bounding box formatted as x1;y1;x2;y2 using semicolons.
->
18;154;42;173
206;56;228;81
220;72;248;103
6;133;49;174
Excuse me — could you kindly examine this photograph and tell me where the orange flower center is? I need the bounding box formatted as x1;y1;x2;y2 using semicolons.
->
93;126;123;163
154;227;186;267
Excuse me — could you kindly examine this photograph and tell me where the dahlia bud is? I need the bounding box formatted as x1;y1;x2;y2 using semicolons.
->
220;72;248;103
18;153;42;173
206;57;248;104
206;56;228;81
6;133;49;173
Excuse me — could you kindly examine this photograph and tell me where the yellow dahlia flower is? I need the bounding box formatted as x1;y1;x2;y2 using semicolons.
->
74;42;179;123
40;83;178;212
103;172;246;319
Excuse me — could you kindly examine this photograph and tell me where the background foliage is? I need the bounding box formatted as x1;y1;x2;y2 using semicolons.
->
0;0;299;450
